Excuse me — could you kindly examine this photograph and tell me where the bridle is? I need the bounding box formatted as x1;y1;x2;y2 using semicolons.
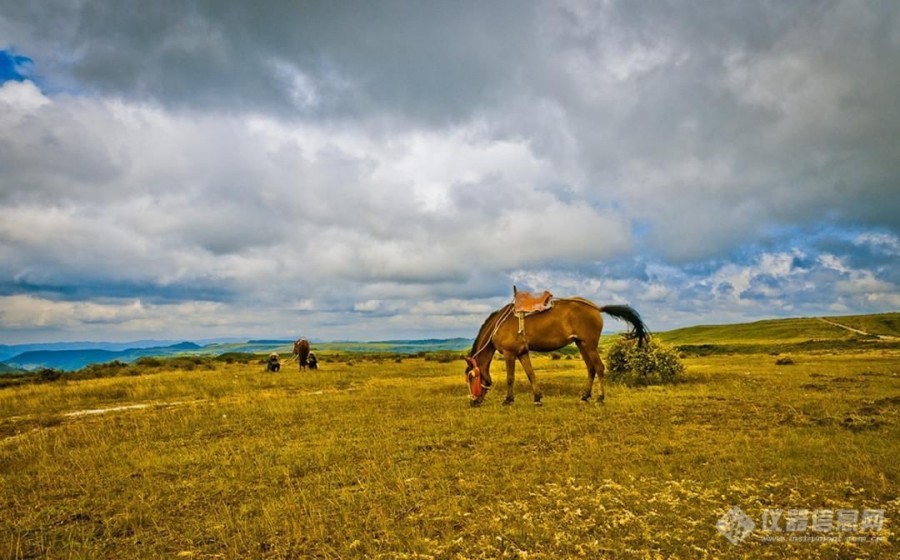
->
464;304;514;400
465;356;493;401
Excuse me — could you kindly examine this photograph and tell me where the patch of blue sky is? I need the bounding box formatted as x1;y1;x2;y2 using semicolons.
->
0;48;34;83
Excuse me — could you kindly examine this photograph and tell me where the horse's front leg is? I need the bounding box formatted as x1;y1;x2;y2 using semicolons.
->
503;354;517;405
518;353;543;406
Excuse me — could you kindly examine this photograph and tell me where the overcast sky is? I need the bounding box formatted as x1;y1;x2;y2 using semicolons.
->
1;0;898;344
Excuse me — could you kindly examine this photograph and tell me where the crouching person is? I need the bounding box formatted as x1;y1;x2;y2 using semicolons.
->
307;352;318;370
267;353;281;372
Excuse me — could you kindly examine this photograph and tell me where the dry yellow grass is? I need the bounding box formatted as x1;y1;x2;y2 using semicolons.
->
1;348;898;558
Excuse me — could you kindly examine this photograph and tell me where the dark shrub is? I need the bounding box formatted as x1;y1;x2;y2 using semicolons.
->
425;352;459;363
606;338;685;386
134;357;163;368
37;368;63;383
215;352;255;364
168;356;214;371
78;360;129;379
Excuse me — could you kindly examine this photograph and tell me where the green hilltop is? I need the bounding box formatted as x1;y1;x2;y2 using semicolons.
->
657;313;900;345
649;312;900;356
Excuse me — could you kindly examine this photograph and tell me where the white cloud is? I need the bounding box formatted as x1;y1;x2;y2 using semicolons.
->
0;79;48;118
854;232;900;256
1;2;898;342
0;76;637;342
0;294;218;332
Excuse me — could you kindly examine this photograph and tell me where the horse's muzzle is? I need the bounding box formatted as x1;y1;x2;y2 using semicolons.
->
467;368;493;402
467;369;483;399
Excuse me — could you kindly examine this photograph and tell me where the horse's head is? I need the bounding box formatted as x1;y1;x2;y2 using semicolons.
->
464;356;492;406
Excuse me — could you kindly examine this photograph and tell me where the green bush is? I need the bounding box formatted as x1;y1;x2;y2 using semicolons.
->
215;352;255;364
68;360;134;380
606;337;685;386
36;367;63;383
169;356;215;371
424;351;460;363
134;356;163;368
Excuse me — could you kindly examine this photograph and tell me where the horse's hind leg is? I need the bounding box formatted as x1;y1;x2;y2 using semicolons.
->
574;340;595;401
589;347;606;403
575;340;605;403
518;353;543;405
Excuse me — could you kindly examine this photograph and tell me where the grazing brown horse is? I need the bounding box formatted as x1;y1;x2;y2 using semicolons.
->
464;298;648;406
293;338;311;370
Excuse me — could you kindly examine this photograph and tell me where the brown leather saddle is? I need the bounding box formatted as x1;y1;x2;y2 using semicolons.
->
512;286;553;334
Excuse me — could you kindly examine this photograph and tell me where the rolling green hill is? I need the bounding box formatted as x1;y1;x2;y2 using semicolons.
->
5;342;203;372
651;312;900;355
0;362;23;374
822;312;900;338
657;313;899;345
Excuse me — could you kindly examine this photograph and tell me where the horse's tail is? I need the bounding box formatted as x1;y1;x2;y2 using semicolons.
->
600;305;650;347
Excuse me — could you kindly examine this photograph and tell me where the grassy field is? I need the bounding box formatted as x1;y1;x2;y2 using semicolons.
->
1;339;898;558
657;313;900;345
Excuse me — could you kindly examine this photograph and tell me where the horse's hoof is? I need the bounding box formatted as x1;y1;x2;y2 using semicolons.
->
502;398;514;406
533;400;543;407
470;399;483;408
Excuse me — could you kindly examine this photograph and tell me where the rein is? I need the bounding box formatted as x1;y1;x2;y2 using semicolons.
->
469;304;514;361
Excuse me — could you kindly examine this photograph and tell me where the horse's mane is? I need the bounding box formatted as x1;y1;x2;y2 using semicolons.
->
469;303;513;358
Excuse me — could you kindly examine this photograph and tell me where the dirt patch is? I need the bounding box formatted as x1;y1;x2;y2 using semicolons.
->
0;401;199;445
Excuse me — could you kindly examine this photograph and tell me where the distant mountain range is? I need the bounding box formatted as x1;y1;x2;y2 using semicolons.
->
0;338;257;362
0;340;183;362
4;342;203;372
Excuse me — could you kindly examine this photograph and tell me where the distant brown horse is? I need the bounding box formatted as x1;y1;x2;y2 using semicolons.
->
464;298;648;406
293;338;311;370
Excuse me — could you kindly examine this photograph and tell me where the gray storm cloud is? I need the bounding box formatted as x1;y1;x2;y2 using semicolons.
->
1;0;898;341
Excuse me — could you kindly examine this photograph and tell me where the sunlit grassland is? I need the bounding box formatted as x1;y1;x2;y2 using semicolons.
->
1;348;898;559
658;313;900;345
